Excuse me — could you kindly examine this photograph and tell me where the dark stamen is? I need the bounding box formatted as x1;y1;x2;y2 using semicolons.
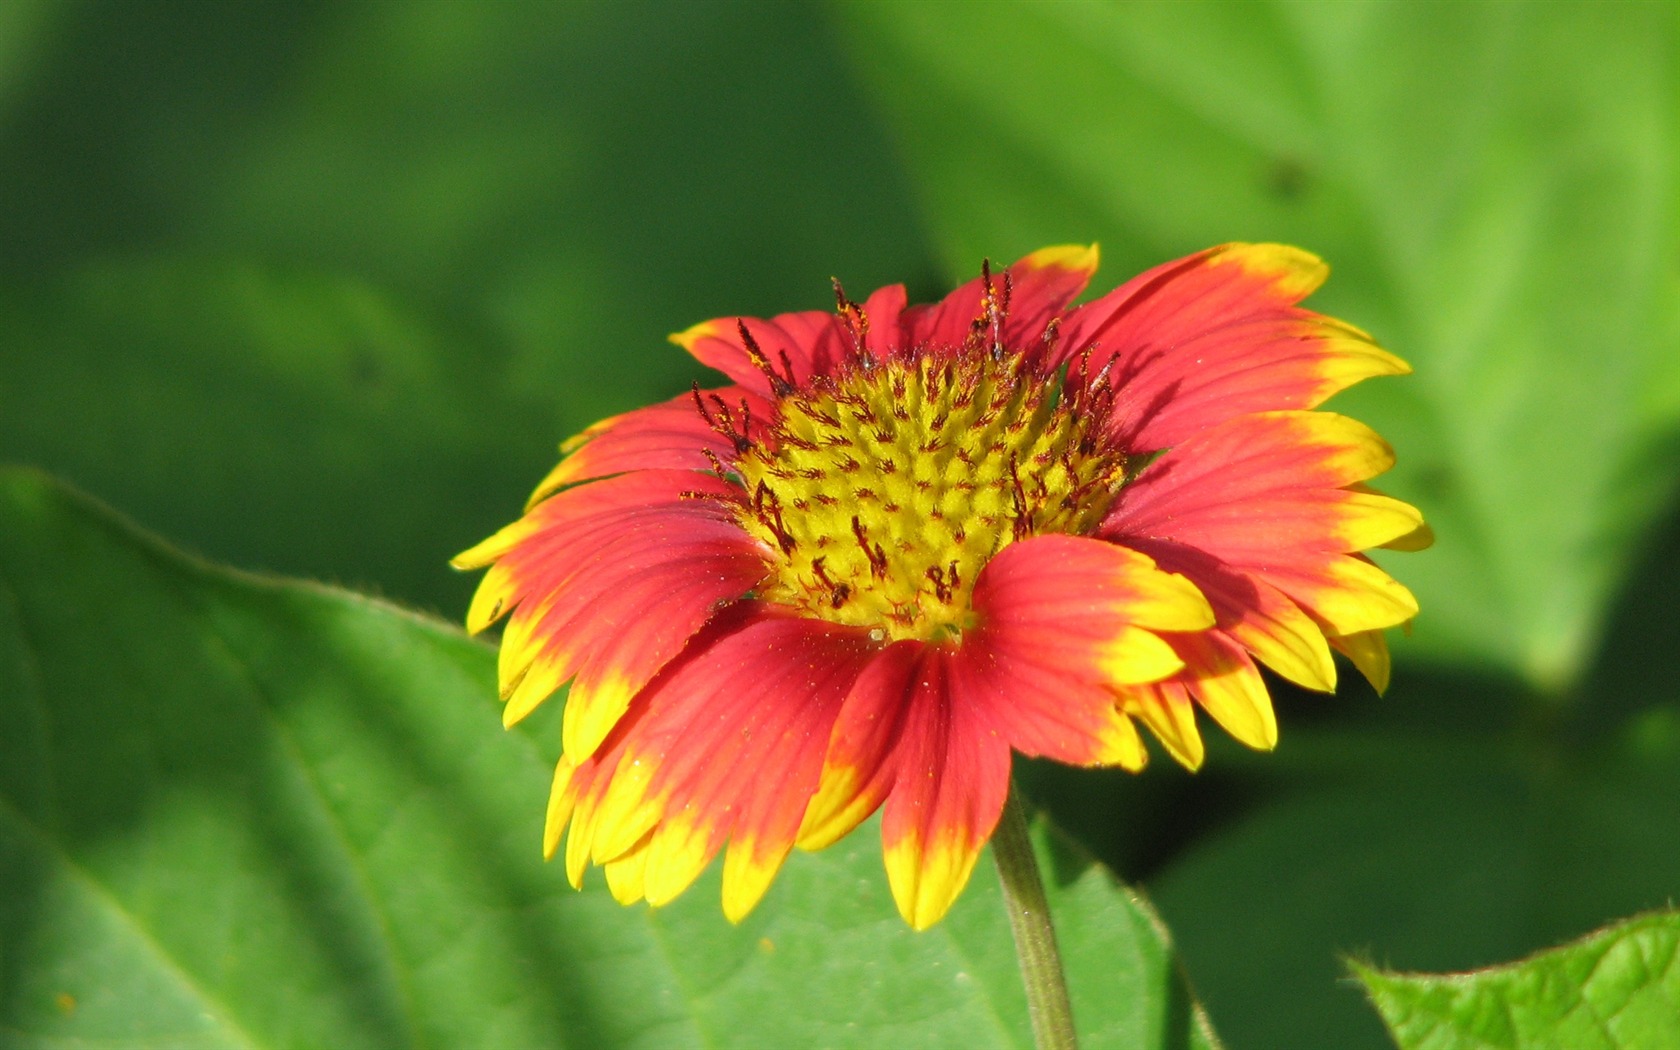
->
692;382;750;453
966;258;996;354
811;556;836;589
738;397;754;443
701;447;729;479
1008;452;1031;540
737;320;796;397
992;270;1012;360
925;565;953;604
1041;316;1062;363
833;277;872;363
753;481;797;554
691;381;712;424
851;516;889;577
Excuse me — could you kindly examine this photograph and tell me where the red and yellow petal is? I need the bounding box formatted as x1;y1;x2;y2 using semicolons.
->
1268;553;1420;638
550;534;767;754
1113;541;1340;694
455;468;729;579
1120;678;1206;771
671;310;855;396
959;534;1213;768
1114;631;1278;771
1106;411;1422;653
948;631;1151;773
1099;410;1423;736
973;533;1215;649
798;640;1019;929
901;243;1101;356
525;386;772;500
1330;629;1393;694
1056;243;1408;449
455;470;767;751
1173;635;1277;753
1111;412;1407;541
879;650;1014;930
501;526;763;750
797;641;923;851
554;606;879;919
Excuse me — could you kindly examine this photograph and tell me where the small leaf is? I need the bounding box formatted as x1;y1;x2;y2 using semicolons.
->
1143;714;1680;1050
1354;911;1680;1050
0;468;1216;1049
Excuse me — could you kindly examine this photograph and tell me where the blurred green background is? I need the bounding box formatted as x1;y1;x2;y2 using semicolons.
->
2;1;1677;1047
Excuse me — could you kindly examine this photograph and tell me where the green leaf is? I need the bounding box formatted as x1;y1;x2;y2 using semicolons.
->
1354;911;1680;1050
1142;713;1680;1050
0;258;556;622
835;0;1680;691
0;468;1216;1049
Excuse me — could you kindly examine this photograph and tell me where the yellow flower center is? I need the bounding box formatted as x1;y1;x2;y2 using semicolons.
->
732;347;1127;642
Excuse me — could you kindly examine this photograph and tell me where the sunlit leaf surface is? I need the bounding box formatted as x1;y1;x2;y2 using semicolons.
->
1355;911;1680;1050
0;469;1216;1049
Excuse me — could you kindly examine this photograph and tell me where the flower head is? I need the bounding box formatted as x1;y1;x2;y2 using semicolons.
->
455;244;1428;929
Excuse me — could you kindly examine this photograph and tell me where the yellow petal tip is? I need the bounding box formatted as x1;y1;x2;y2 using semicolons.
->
1218;243;1328;298
1023;242;1099;275
669;318;725;350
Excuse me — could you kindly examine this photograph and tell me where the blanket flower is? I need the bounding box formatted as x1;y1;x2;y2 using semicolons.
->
455;243;1429;928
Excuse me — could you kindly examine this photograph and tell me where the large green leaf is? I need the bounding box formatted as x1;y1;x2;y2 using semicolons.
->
1354;911;1680;1050
0;259;555;624
0;468;1217;1049
835;0;1680;691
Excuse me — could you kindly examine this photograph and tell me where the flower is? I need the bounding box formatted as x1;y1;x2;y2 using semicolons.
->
454;243;1429;929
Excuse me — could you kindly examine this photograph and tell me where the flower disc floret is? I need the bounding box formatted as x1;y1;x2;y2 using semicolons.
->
731;346;1127;642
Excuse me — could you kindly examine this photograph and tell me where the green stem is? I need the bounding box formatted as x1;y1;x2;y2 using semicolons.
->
992;780;1078;1050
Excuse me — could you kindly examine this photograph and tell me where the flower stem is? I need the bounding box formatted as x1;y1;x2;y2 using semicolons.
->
992;780;1078;1050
